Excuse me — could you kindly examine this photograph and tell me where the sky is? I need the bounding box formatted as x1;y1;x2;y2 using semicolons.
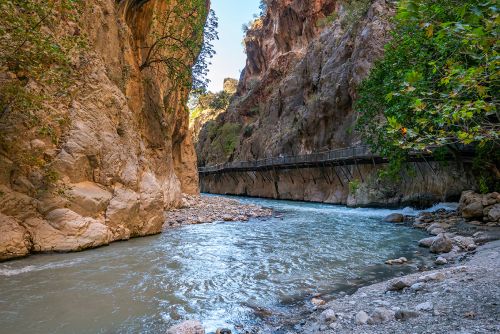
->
206;0;261;92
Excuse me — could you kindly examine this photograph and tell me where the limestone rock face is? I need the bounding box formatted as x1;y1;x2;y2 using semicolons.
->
0;214;31;261
0;0;201;260
198;0;392;165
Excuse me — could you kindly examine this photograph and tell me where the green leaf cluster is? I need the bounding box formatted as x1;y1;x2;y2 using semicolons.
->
355;0;499;185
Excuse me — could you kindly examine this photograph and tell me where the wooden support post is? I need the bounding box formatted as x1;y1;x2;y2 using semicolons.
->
354;158;364;183
332;166;344;187
421;154;437;176
415;162;425;181
339;164;351;182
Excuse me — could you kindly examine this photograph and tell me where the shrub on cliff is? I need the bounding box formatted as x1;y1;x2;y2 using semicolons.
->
0;0;84;187
355;0;499;188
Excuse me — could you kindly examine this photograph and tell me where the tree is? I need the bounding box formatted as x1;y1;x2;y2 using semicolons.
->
355;0;499;187
140;0;218;94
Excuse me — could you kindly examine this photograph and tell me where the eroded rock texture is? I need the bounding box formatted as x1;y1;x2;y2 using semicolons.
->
0;0;201;260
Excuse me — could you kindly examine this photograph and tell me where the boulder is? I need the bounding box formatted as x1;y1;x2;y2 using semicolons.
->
167;320;205;334
67;181;112;217
355;311;369;325
487;203;500;222
430;234;453;253
24;209;112;252
0;214;32;261
384;213;404;223
453;236;477;251
462;201;484;219
418;236;437;248
387;278;412;291
367;307;395;324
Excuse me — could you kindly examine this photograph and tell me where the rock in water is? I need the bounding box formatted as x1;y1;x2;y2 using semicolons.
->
167;321;205;334
215;328;231;334
435;256;448;265
430;234;453;253
384;213;404;223
419;236;437;248
385;257;408;265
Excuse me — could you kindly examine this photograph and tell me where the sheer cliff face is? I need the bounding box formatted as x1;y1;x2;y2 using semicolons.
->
0;0;201;260
197;0;394;165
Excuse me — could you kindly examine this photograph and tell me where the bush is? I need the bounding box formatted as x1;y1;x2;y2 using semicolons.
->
355;0;499;180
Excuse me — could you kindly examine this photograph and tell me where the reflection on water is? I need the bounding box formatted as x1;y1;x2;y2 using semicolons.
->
0;196;436;333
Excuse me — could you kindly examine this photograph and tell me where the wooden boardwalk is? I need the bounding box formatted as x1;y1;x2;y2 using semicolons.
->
198;145;474;175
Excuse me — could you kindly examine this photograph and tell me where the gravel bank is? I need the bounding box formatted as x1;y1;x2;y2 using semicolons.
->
164;195;272;227
299;240;500;334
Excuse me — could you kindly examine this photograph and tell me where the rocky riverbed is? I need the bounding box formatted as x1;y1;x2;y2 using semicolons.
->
164;194;273;227
164;191;500;334
295;191;500;334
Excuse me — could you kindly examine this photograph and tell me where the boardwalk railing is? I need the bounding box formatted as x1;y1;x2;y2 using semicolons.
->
198;145;374;174
198;144;475;175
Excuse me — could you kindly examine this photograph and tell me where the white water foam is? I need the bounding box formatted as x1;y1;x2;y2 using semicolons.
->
0;259;83;277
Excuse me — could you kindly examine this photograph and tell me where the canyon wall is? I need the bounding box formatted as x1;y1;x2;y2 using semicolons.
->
196;0;477;206
0;0;202;261
200;162;476;208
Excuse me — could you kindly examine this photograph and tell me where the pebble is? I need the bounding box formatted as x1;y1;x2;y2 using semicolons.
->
410;282;425;291
367;307;395;324
320;309;337;322
311;298;326;306
387;278;412;291
418;272;445;282
435;256;448;265
355;311;369;325
395;309;420;321
415;301;434;311
385;257;408;265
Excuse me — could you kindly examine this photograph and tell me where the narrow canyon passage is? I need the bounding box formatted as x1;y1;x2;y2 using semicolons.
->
0;196;434;333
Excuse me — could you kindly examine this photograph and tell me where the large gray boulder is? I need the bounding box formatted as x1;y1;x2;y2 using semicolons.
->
383;213;404;223
430;233;452;253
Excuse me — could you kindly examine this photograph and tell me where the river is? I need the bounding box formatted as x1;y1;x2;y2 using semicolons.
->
0;196;456;333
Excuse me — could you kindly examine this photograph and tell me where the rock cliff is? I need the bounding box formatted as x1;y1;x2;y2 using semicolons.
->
0;0;203;261
196;0;477;206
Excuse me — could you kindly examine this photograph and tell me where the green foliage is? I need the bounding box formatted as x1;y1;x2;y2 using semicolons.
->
141;0;218;93
349;179;361;194
209;122;241;157
317;0;371;29
0;0;83;118
0;0;84;184
356;0;499;180
472;142;500;192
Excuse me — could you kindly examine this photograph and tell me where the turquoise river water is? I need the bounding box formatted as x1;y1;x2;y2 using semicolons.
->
0;196;456;333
